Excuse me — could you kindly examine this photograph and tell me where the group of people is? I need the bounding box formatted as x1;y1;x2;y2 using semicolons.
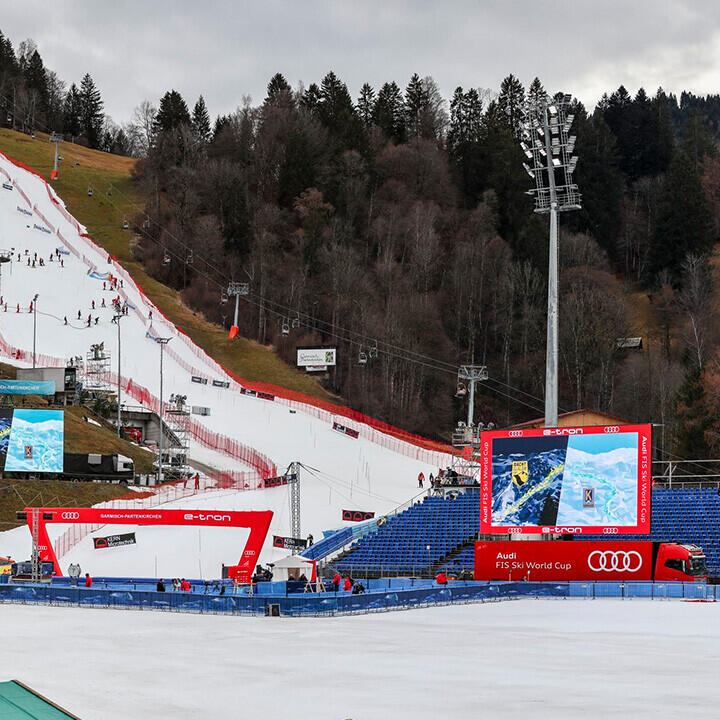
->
156;578;192;592
417;467;479;490
19;248;64;269
331;572;365;594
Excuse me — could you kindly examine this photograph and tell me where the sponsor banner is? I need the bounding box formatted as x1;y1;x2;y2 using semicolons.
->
479;424;652;535
343;509;375;522
474;541;654;581
333;421;359;439
264;473;296;488
1;409;64;473
191;406;211;416
305;365;327;373
297;347;337;368
93;532;136;549
240;387;275;401
272;535;308;550
212;380;230;388
191;376;208;385
0;380;55;395
2;182;12;191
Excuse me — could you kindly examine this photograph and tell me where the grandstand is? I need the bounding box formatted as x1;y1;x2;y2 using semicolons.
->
330;487;720;578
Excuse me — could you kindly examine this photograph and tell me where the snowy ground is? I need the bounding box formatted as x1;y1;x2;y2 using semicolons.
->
1;600;718;719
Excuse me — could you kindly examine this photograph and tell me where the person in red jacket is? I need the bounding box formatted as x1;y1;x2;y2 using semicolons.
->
435;572;448;586
180;578;191;592
343;576;352;592
84;573;92;588
332;572;341;592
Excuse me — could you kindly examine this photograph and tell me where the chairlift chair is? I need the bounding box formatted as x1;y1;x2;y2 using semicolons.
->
220;292;228;305
87;187;94;198
121;217;129;230
455;382;467;398
186;250;194;265
358;348;368;366
368;343;378;359
281;320;290;337
291;314;301;329
162;253;171;266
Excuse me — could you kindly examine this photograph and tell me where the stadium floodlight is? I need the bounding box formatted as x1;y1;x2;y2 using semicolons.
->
519;91;581;427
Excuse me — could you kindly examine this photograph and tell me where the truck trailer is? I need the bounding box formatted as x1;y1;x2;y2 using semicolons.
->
474;540;707;583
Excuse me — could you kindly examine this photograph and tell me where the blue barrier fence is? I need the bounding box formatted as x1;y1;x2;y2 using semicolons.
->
0;581;567;616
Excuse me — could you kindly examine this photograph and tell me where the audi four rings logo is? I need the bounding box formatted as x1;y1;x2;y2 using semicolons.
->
508;430;524;437
588;550;643;572
602;527;619;534
604;426;620;433
61;512;80;520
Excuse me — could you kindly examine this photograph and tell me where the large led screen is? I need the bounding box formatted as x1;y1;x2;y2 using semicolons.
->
479;424;651;535
1;409;64;472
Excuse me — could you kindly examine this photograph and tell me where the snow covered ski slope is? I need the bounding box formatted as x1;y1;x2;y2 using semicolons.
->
0;149;452;575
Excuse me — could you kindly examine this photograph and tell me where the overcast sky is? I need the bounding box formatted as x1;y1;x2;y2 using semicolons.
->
3;1;720;123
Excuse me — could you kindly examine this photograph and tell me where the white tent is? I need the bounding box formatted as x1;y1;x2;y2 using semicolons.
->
270;555;315;581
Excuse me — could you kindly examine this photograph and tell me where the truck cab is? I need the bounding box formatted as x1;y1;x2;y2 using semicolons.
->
654;543;707;582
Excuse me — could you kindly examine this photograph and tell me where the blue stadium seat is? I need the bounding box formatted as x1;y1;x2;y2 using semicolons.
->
333;487;720;576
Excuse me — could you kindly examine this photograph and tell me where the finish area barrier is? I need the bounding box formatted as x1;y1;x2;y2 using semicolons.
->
0;580;714;617
24;507;273;582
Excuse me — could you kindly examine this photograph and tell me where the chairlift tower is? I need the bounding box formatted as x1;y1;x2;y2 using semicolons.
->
520;93;580;427
164;393;191;477
49;132;63;179
227;281;250;332
83;343;112;393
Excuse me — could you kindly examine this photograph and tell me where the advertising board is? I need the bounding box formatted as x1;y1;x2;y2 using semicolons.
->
479;424;651;535
93;532;137;549
474;540;654;581
296;347;337;368
0;409;64;473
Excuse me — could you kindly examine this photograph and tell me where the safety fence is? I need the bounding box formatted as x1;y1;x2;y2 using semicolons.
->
568;581;716;600
0;149;453;468
0;581;565;616
0;324;277;479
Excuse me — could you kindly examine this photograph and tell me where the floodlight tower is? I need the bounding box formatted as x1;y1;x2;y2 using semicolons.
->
520;93;581;427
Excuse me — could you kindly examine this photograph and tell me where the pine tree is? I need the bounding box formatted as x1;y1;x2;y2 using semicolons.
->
78;73;104;148
62;83;82;137
497;74;525;140
154;90;190;133
650;150;714;277
265;73;294;108
356;83;375;127
373;81;406;142
317;71;362;148
191;95;211;144
300;83;321;115
405;72;429;139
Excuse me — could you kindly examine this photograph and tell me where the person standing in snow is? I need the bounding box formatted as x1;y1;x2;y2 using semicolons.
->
63;316;67;325
194;473;200;491
84;573;92;588
418;471;425;488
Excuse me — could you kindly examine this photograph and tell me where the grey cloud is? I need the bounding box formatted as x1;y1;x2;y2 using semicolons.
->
3;0;720;122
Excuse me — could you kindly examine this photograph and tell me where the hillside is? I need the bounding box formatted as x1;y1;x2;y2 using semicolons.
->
0;128;335;403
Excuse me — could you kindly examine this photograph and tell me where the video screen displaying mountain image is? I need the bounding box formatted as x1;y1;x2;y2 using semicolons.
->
3;409;64;472
490;432;639;528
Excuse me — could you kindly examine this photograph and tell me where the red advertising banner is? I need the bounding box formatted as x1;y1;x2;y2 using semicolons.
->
479;424;652;535
24;507;273;583
474;541;654;582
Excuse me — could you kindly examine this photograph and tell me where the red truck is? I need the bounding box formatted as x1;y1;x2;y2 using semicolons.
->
474;540;707;582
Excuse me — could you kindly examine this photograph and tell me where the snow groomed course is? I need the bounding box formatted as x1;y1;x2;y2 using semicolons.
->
0;148;452;576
